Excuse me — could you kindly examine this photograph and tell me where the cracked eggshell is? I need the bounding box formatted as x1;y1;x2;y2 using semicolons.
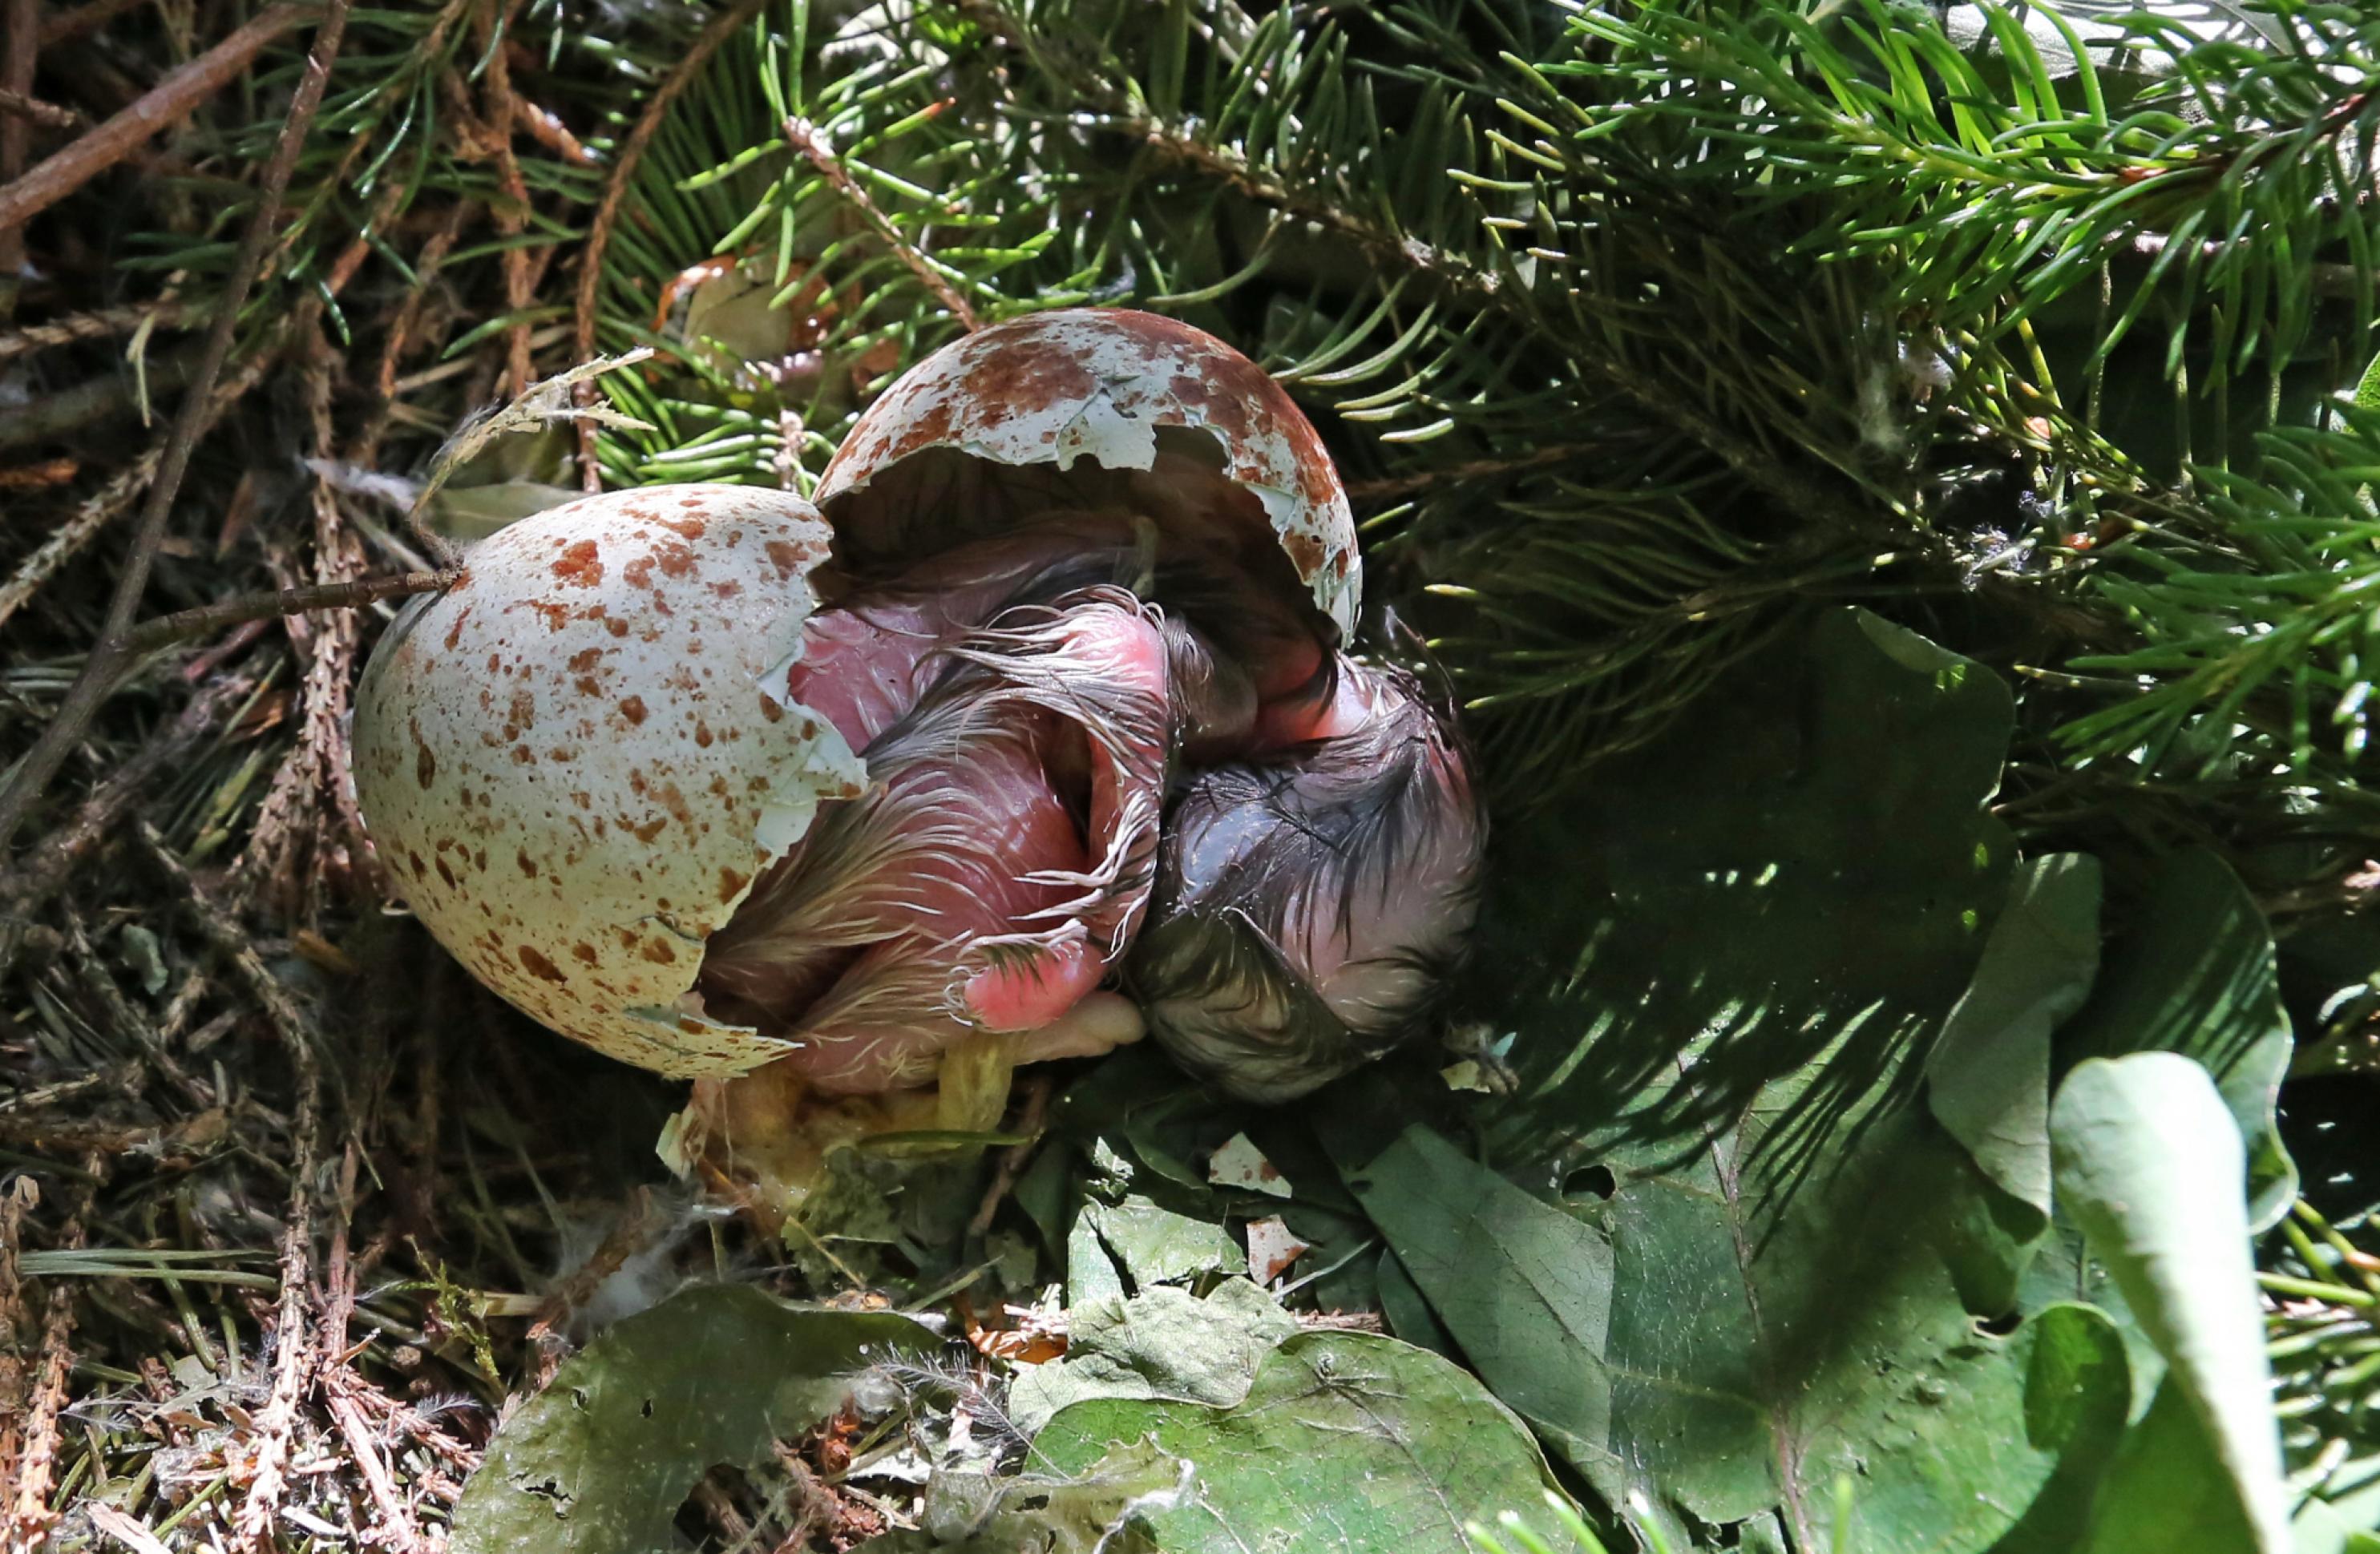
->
352;484;867;1078
816;308;1360;634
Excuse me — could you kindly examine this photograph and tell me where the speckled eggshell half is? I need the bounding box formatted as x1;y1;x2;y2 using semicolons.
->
352;484;867;1078
816;308;1361;634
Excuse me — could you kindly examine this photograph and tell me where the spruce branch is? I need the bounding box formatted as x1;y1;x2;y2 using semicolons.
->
784;115;980;332
570;0;772;492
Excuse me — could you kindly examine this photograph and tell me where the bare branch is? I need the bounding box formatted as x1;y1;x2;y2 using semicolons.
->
125;570;459;658
0;5;310;234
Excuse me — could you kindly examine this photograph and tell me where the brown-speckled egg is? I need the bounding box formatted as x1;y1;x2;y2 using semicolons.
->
350;484;867;1078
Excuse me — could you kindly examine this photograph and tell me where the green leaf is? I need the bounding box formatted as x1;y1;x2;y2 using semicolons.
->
2057;848;2297;1230
450;1285;934;1554
2355;348;2380;413
1485;609;2015;1173
2077;1381;2263;1554
1035;1331;1590;1554
1928;853;2103;1224
2050;1052;2292;1554
1990;1303;2136;1554
1063;1137;1248;1301
1327;1123;1613;1479
1438;609;2133;1552
1008;1279;1298;1435
857;1439;1187;1553
1079;1193;1247;1290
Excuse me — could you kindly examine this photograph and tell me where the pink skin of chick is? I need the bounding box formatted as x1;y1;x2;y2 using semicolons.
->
695;524;1176;1094
694;513;1482;1106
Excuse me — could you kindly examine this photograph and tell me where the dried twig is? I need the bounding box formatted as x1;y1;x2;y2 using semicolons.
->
0;86;79;133
34;0;143;46
476;0;537;398
318;1147;430;1551
0;4;309;233
321;182;406;298
1346;442;1604;502
0;0;349;861
0;343;273;636
134;823;329;1548
0;1063;135;1116
7;1158;99;1548
0;1176;36;1511
570;0;770;491
63;907;214;1109
0;301;184;365
0;455;75;487
514;95;592;167
123;570;455;658
0;337;204;450
526;1187;662;1344
0;670;257;974
966;1074;1053;1241
242;333;382;916
784;115;980;333
0;0;37;282
355;197;476;472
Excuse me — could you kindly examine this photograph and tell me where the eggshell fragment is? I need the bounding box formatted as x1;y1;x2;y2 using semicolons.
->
816;309;1361;635
352;484;867;1077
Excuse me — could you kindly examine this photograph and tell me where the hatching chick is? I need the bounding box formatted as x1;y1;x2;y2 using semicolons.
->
1128;657;1485;1102
695;533;1172;1095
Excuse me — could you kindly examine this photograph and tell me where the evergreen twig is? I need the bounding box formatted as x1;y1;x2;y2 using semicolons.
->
785;116;980;332
569;0;771;492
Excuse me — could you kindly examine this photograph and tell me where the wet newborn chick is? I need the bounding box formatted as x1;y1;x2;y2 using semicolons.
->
693;507;1482;1116
1128;656;1485;1101
697;517;1175;1095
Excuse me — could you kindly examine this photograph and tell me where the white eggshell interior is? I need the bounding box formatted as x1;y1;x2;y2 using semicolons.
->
816;309;1362;635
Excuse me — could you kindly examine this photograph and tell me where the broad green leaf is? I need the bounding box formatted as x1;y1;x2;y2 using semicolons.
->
1078;1193;1247;1289
1928;853;2103;1223
857;1439;1186;1553
2051;1052;2291;1554
451;1285;933;1554
1328;1123;1613;1479
1484;610;2014;1177
1063;1136;1248;1298
1993;1303;2137;1553
2058;848;2297;1229
1035;1331;1589;1554
1008;1279;1297;1435
1400;609;2151;1552
2077;1381;2261;1554
1376;1248;1458;1359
